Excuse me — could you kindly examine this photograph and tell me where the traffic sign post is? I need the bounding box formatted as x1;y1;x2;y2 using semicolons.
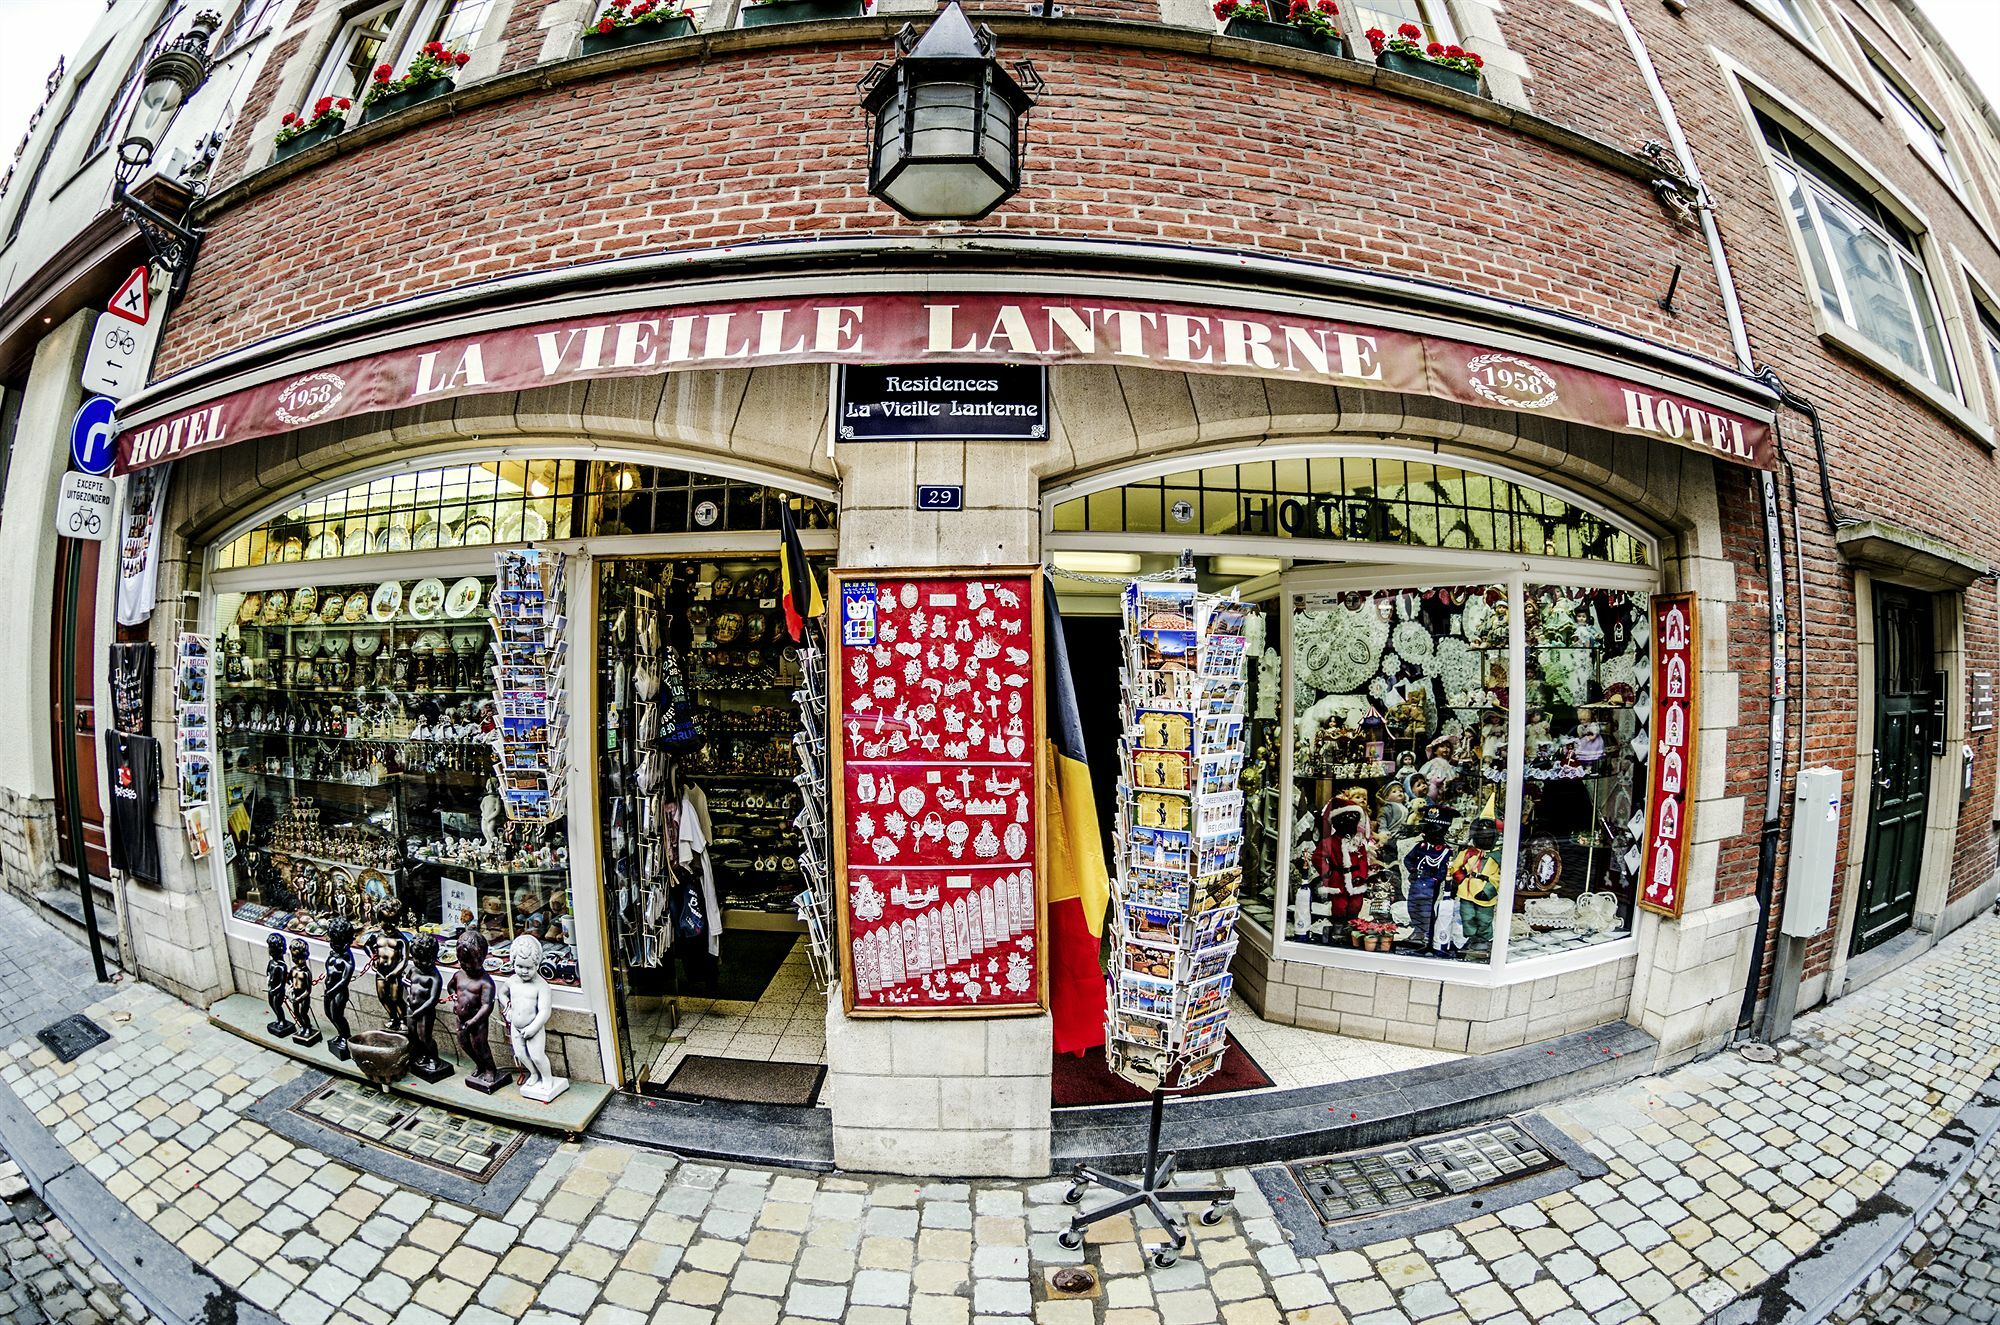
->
54;471;114;541
107;266;150;326
69;395;118;476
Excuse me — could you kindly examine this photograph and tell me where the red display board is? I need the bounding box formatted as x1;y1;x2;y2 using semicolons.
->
829;569;1047;1016
1639;593;1697;918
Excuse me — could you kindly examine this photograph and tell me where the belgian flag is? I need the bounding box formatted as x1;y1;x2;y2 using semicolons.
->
1043;573;1111;1054
779;501;824;641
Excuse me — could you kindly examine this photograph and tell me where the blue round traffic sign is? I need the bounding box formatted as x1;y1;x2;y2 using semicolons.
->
70;396;118;476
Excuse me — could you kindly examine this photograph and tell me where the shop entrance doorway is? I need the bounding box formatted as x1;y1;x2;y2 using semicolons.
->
1853;585;1935;956
596;553;824;1100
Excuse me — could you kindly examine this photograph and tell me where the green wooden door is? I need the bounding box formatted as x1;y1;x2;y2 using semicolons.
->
1852;587;1934;956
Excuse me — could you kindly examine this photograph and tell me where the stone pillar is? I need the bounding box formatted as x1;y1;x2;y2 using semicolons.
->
820;435;1054;1177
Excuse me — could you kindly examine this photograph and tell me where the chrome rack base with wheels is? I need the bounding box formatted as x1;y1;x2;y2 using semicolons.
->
1057;1089;1234;1268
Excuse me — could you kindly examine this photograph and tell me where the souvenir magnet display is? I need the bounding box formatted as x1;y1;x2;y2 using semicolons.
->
829;569;1046;1015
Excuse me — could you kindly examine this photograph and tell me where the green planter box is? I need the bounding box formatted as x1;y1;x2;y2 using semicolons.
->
1376;48;1479;95
273;118;343;161
361;76;455;125
1221;16;1344;58
580;15;696;54
740;0;867;26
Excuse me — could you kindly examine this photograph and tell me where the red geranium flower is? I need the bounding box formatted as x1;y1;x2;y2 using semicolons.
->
281;111;297;126
454;50;470;64
1470;51;1484;66
597;14;615;28
1317;1;1336;11
1425;41;1443;55
1364;26;1384;38
374;62;393;81
423;41;444;55
313;96;334;115
1444;43;1463;56
1396;21;1420;37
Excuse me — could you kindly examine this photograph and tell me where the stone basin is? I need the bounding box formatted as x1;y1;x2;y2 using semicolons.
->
347;1030;410;1086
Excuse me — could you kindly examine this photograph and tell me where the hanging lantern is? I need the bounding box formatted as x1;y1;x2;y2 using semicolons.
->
860;3;1042;222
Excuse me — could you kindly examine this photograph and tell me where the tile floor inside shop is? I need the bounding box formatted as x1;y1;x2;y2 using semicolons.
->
624;936;1458;1093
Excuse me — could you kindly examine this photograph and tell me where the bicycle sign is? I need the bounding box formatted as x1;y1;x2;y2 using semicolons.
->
54;471;113;542
81;308;150;400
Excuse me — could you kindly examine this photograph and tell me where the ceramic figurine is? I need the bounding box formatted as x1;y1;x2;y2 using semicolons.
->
287;937;320;1047
322;915;357;1060
1309;788;1372;937
402;934;454;1083
498;934;568;1102
450;928;509;1094
263;931;295;1038
1402;806;1454;954
367;898;411;1031
1451;814;1503;951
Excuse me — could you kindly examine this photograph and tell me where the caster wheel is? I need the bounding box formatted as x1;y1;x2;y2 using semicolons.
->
1199;1204;1229;1226
1064;1186;1085;1206
1152;1247;1180;1269
1057;1229;1084;1251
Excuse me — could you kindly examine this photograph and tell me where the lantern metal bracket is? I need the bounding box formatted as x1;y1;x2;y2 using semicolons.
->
1640;139;1710;231
113;184;204;286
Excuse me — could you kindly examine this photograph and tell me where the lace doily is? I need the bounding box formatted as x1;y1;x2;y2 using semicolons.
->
1428;637;1480;700
1295;602;1389;694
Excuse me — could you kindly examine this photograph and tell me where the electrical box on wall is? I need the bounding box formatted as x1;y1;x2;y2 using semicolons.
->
1781;767;1843;938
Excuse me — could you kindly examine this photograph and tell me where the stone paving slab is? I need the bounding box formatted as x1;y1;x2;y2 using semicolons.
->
0;884;1997;1324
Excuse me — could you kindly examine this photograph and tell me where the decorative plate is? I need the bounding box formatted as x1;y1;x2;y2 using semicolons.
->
351;632;381;659
411;520;441;551
459;517;492;547
260;594;284;625
236;594;262;625
443;577;483;619
521;509;550;542
319;592;344;624
342;591;370;623
289;589;317;624
409;578;447;620
370;581;403;622
341;527;372;559
413;629;450;653
384;520;413;553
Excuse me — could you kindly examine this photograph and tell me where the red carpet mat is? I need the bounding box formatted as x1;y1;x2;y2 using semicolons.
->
1052;1038;1273;1107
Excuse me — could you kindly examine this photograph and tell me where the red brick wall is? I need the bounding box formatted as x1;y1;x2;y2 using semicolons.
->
1502;0;1670;151
159;34;1730;375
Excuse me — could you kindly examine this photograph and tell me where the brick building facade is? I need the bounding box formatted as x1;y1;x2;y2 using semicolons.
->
19;0;1993;1175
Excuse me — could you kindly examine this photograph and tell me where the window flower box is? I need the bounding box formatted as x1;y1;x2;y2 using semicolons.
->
1216;0;1346;58
273;97;350;161
582;0;697;52
740;0;869;27
360;41;470;124
1365;23;1482;95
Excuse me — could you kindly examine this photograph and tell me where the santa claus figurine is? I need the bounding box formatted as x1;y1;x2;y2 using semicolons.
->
1310;787;1374;939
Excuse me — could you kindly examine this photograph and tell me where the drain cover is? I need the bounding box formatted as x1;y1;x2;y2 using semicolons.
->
35;1015;109;1064
1288;1120;1564;1225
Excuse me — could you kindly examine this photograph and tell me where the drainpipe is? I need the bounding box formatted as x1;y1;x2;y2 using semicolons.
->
1603;0;1796;1041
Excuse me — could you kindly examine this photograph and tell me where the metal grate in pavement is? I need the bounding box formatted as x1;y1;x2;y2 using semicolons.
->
34;1015;109;1064
291;1079;527;1183
1288;1120;1566;1225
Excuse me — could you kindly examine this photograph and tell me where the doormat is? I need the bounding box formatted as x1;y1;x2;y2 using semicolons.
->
291;1078;527;1183
654;1054;824;1106
35;1015;109;1064
713;931;799;1003
1052;1038;1272;1108
1253;1113;1606;1251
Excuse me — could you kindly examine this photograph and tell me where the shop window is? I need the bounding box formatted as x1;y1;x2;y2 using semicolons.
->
215;0;283;53
1048;458;1647;566
213;575;582;987
1285;585;1509;965
1764;118;1960;396
4;60;96;246
212;460;838;571
1511;586;1648;958
1978;305;2000;406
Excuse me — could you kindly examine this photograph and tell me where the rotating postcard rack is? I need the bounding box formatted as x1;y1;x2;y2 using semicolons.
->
790;629;835;992
1061;578;1250;1267
490;548;565;824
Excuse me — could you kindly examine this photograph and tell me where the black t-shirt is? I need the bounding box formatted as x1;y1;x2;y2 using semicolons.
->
103;731;162;885
109;643;153;735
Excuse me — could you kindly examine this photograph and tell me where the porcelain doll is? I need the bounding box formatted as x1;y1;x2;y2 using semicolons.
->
1418;736;1458;801
1402;807;1454;954
1311;789;1372;934
498;934;568;1102
1450;815;1503;952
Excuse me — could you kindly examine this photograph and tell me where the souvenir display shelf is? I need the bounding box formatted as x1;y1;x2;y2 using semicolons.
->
214;579;580;987
1260;570;1654;979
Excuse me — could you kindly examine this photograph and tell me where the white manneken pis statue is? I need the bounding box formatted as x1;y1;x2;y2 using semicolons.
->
498;934;569;1103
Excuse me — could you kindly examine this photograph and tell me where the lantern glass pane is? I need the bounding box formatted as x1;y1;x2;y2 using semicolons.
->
910;80;981;158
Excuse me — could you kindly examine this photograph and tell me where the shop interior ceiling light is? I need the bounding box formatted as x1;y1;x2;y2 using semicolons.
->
1052;551;1144;575
860;2;1042;222
1209;555;1285;579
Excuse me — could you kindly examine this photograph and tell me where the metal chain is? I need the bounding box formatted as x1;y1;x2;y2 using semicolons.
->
1044;549;1199;587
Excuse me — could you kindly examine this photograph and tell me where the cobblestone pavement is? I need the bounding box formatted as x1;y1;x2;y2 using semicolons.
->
0;899;1997;1324
1874;1152;2000;1324
0;1149;155;1324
